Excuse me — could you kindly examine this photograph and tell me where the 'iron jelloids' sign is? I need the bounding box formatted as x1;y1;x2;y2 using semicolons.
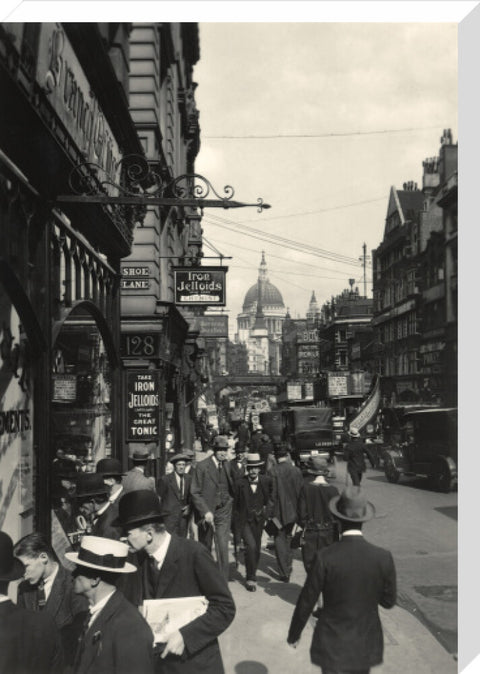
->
174;267;228;306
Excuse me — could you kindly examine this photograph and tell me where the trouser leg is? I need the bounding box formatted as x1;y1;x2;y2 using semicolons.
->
214;502;233;581
198;521;214;552
274;523;293;579
242;523;258;581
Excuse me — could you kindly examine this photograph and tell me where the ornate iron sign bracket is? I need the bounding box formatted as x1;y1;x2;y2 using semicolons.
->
55;154;271;213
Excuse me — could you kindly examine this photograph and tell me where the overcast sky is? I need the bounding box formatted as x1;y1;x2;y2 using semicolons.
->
193;22;457;336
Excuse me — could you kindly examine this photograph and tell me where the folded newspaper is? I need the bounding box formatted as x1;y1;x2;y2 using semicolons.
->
142;596;208;643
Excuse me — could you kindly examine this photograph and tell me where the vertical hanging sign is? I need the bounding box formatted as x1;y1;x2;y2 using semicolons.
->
125;371;160;441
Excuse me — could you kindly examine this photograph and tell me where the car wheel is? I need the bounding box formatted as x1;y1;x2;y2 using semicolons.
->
384;454;400;484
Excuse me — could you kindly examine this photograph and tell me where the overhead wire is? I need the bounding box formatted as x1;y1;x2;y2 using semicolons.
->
203;125;442;140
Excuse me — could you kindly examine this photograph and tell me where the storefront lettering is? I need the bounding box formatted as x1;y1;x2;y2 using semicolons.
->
176;271;222;293
0;409;31;435
128;393;159;407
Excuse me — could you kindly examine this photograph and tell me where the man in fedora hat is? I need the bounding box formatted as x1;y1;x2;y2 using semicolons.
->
287;486;397;673
299;456;340;574
66;535;154;674
233;452;272;592
0;531;63;674
157;453;192;537
14;532;88;667
191;435;235;580
122;444;157;494
116;489;235;674
346;427;367;486
269;442;304;582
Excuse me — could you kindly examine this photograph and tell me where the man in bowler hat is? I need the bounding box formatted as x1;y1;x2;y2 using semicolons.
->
116;489;235;674
287;486;397;674
190;434;235;580
0;531;63;674
94;458;125;538
66;535;154;674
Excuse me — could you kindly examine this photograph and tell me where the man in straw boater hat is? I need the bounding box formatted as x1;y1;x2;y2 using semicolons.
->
116;489;235;674
65;535;154;674
232;452;272;592
287;486;397;674
298;455;340;574
0;531;63;674
157;452;192;537
346;426;367;486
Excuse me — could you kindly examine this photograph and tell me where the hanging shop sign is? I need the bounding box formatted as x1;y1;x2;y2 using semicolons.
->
328;373;349;397
125;371;161;441
187;314;229;337
52;374;77;402
174;267;228;306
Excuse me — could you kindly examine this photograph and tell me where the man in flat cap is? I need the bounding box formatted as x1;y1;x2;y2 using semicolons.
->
190;435;235;580
116;489;235;674
287;486;396;674
66;535;154;674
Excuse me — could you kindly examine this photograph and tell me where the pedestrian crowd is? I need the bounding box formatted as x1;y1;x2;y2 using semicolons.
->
0;423;396;674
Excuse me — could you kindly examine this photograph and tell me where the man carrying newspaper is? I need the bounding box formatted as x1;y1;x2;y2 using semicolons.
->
116;489;235;674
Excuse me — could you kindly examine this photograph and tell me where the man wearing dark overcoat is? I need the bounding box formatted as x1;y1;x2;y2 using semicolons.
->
233;452;271;592
287;486;397;674
157;453;192;537
14;532;88;666
66;535;154;674
269;444;304;582
190;435;235;580
93;458;125;539
117;489;236;674
346;427;367;486
0;531;63;674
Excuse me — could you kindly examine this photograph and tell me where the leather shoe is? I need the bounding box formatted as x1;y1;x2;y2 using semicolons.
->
246;581;257;592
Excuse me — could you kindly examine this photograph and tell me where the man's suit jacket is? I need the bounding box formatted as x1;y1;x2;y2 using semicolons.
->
92;500;123;540
140;534;235;674
270;461;304;527
122;468;157;494
228;457;246;482
74;590;154;674
288;535;397;670
190;456;235;518
233;475;271;532
0;599;63;674
157;471;192;532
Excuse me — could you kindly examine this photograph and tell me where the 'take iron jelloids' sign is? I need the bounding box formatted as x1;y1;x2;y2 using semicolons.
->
174;267;228;306
125;371;160;441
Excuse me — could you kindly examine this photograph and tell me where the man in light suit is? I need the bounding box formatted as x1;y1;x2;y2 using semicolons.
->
1;531;63;674
287;486;397;674
117;489;235;674
15;532;88;666
190;435;235;580
123;445;157;494
157;453;192;537
66;535;154;674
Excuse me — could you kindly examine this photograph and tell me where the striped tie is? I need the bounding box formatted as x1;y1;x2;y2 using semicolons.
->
37;580;46;610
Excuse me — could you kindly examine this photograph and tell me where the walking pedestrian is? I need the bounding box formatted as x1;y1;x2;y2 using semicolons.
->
0;531;63;674
122;445;157;493
157;453;192;537
298;456;339;574
93;458;125;538
236;419;250;451
74;472;111;534
116;489;235;674
233;452;271;592
346;427;367;486
269;443;304;582
287;486;397;674
66;535;154;674
14;532;88;668
190;435;235;581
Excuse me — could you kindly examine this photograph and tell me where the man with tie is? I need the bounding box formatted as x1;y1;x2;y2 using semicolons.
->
191;435;235;581
117;489;235;674
287;486;397;674
14;532;88;666
66;535;154;674
157;453;192;537
233;453;272;592
1;531;63;674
